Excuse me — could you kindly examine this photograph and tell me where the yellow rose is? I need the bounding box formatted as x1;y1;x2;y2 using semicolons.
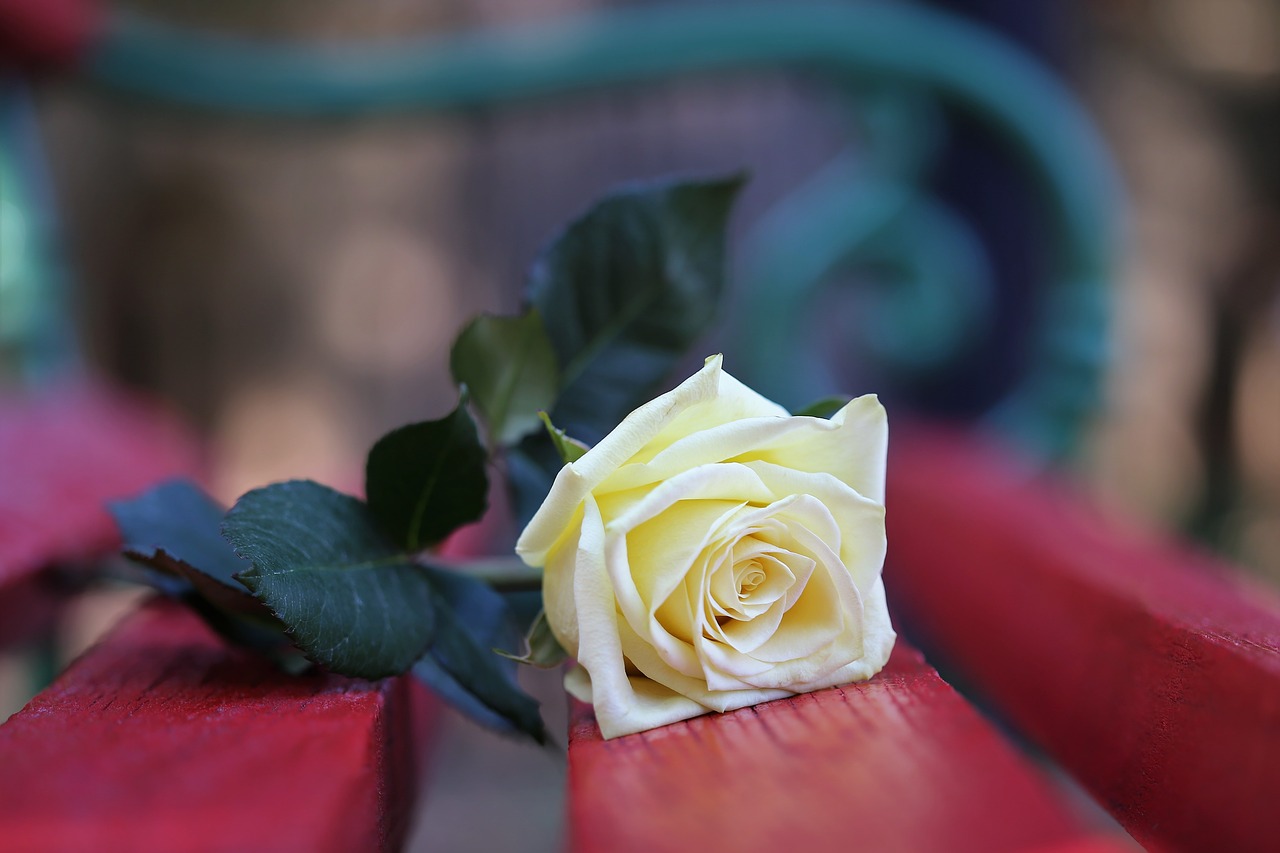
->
516;355;894;739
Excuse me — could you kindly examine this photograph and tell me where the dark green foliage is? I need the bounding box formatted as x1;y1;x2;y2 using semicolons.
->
529;175;743;443
414;566;547;743
451;312;559;447
224;481;438;679
110;479;282;628
365;399;489;552
793;395;853;419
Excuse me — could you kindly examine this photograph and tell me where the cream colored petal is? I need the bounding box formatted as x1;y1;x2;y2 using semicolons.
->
607;463;774;534
746;461;886;593
707;545;744;618
638;366;789;461
605;528;706;678
736;620;865;690
515;464;593;569
671;542;729;642
618;498;750;611
617;616;791;714
599;418;798;495
576;577;895;738
765;494;844;557
624;501;747;679
521;355;894;740
716;592;786;653
516;355;725;566
563;663;593;704
750;557;852;663
698;641;776;691
596;394;885;500
567;495;645;728
782;521;862;614
710;580;866;691
563;665;709;741
737;551;804;610
770;394;888;503
786;577;896;693
540;502;585;657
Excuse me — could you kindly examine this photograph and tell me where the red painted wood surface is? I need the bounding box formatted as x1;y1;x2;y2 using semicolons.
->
886;426;1280;853
0;386;202;645
0;596;437;852
568;641;1131;853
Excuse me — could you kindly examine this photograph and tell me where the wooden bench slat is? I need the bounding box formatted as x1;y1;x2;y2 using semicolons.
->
0;597;437;852
886;427;1280;853
0;387;202;646
567;641;1128;853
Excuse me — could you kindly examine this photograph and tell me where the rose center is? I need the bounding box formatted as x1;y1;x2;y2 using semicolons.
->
705;535;802;630
737;563;767;596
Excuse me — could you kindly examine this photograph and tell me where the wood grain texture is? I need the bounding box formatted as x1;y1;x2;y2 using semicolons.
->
568;641;1129;853
0;386;202;646
0;597;436;852
887;426;1280;853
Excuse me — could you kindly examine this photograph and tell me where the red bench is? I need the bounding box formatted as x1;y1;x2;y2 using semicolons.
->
568;639;1127;853
2;396;1277;851
562;427;1280;853
886;426;1280;852
0;388;440;851
0;598;435;852
0;386;202;647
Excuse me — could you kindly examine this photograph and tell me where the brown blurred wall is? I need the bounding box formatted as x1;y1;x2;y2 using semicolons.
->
40;0;844;500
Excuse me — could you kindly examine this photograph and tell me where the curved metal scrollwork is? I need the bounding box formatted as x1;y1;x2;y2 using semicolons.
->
10;3;1120;459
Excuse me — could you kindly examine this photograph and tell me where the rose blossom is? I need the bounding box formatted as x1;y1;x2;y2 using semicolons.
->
516;355;894;738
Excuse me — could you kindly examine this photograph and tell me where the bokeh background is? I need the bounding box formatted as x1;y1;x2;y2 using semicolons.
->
3;1;1280;850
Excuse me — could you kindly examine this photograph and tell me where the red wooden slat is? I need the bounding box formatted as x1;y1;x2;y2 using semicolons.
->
0;386;202;645
0;596;437;852
568;641;1130;853
886;426;1280;853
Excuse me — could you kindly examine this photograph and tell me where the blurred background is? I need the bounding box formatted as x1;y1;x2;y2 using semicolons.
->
3;0;1279;850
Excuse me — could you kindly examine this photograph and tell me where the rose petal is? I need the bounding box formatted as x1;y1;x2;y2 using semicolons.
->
762;394;888;503
541;502;585;656
786;577;896;693
616;616;791;713
593;394;886;502
520;357;895;740
606;463;774;534
747;462;887;594
715;592;786;653
749;558;852;664
569;495;645;726
563;665;710;741
517;355;726;567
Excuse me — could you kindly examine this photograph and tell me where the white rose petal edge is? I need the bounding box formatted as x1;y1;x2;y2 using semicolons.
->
516;354;895;739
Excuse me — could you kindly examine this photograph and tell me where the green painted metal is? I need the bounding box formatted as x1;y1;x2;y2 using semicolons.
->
737;152;994;406
75;2;1117;457
0;81;78;382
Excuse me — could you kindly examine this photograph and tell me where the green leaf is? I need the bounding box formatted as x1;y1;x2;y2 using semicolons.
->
109;479;280;627
539;411;588;464
496;609;570;670
529;174;744;442
413;566;548;744
111;478;248;587
792;395;852;419
365;398;489;552
451;312;560;446
223;480;436;679
183;595;311;673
